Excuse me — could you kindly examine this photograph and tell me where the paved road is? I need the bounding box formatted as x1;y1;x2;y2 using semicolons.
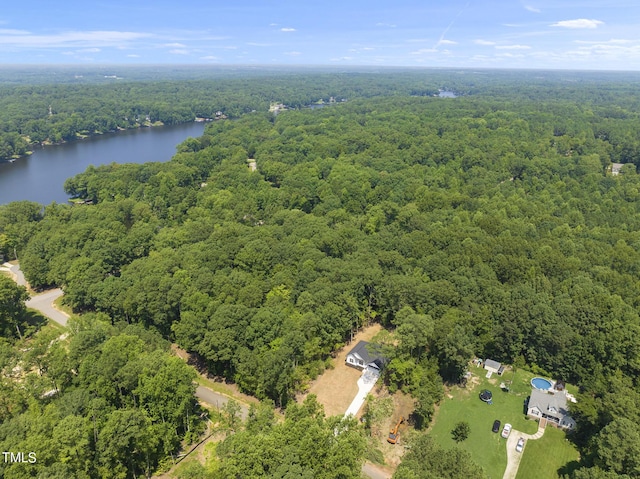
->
26;288;69;327
362;462;392;479
8;263;27;286
3;262;69;327
195;385;249;420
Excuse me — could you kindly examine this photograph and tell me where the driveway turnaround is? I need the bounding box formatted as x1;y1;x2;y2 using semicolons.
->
502;422;546;479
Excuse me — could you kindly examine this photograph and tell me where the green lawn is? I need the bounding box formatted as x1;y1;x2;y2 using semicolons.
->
427;366;542;479
516;427;580;479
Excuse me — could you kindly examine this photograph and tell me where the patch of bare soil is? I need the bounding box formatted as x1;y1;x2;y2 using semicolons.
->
298;324;382;417
377;391;415;468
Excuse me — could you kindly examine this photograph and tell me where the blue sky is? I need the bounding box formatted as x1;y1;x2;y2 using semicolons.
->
1;1;639;70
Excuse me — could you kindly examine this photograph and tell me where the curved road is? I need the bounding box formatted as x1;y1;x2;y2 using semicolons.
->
26;288;68;327
3;262;69;327
8;263;27;286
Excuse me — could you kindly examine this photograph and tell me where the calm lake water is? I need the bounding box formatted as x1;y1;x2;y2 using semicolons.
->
0;122;206;205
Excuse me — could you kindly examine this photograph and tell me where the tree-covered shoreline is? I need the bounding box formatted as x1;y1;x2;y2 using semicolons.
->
3;70;640;477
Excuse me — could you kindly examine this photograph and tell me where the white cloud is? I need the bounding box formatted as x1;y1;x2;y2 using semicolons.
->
495;44;531;50
163;42;187;48
127;54;140;58
411;48;438;55
551;19;604;29
474;39;496;46
169;49;189;55
575;38;631;45
438;39;457;45
280;27;296;32
497;52;525;58
200;55;218;60
78;48;100;53
0;28;30;35
0;30;151;48
246;42;271;47
330;56;354;62
524;5;541;13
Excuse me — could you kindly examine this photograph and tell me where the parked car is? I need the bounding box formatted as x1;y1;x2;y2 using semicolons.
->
501;423;512;438
516;437;525;452
492;420;501;433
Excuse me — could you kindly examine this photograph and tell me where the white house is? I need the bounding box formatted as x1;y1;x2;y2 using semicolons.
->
611;163;625;176
527;389;576;430
345;341;385;371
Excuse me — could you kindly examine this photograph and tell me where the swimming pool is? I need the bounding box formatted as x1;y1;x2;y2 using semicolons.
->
531;377;553;390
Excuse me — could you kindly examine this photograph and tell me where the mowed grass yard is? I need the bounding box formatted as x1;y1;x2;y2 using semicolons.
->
428;366;547;479
516;426;580;479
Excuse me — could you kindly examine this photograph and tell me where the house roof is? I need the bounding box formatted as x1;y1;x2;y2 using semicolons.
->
529;389;570;420
485;359;501;370
346;341;385;368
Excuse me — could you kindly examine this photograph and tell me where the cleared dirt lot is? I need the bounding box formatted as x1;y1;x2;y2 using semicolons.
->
377;391;415;467
299;324;383;417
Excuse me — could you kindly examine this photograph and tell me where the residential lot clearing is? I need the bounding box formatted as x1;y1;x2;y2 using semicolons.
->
298;323;383;417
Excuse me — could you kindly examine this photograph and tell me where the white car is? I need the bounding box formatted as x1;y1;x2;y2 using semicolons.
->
516;437;525;452
501;423;512;438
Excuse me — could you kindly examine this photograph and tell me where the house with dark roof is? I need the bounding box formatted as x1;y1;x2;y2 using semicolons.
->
345;341;386;371
527;389;576;430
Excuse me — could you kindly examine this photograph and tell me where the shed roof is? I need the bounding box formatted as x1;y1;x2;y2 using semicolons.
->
485;359;502;370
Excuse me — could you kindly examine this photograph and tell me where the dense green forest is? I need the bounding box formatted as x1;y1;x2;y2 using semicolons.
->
4;70;640;477
0;277;201;478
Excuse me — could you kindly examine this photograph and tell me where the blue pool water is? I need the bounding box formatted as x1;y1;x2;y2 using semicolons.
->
531;377;553;390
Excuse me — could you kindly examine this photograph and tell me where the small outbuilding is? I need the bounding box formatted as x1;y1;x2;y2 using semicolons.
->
345;341;386;371
484;359;505;376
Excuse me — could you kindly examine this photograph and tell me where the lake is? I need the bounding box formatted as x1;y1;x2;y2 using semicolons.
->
0;122;206;205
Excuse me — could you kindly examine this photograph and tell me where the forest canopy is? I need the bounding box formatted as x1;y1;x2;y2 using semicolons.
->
4;69;640;477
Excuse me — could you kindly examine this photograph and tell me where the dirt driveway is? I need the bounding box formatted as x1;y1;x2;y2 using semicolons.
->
299;324;382;417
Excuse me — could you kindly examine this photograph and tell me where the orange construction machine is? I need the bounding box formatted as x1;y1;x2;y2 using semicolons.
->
387;416;405;444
